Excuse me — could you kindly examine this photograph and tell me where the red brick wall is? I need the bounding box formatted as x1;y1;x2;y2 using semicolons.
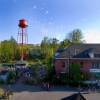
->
81;61;92;72
54;59;100;81
54;60;66;75
71;60;92;72
54;59;93;75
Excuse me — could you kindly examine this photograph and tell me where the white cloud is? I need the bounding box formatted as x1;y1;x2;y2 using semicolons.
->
84;30;100;43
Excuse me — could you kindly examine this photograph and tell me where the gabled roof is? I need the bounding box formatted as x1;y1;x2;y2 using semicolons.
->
55;43;100;59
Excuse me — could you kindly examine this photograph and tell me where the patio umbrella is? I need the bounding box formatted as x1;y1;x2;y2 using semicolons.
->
61;93;86;100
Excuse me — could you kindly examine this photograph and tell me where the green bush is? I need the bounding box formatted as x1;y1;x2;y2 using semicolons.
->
7;71;16;84
0;79;4;85
24;79;37;85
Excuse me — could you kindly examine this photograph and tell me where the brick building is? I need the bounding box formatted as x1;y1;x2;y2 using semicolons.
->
54;44;100;80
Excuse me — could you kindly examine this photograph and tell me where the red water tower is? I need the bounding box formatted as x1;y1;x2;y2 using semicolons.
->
17;19;28;61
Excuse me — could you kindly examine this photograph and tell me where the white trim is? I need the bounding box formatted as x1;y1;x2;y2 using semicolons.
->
90;69;100;73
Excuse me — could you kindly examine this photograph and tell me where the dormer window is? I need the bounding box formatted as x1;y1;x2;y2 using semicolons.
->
89;51;94;58
74;49;79;55
55;52;59;57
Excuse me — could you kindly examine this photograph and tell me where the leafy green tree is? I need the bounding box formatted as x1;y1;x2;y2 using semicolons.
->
41;37;51;57
0;40;11;62
7;71;16;84
41;37;59;63
15;47;20;60
0;37;18;63
28;47;45;61
9;37;18;61
70;64;83;84
68;29;84;43
59;39;71;49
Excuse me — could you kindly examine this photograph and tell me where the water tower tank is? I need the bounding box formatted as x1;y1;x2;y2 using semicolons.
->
19;19;28;28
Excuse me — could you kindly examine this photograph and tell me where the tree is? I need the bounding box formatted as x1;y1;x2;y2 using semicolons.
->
59;39;71;49
41;37;59;62
7;71;16;84
9;36;18;61
0;37;19;63
70;64;83;86
68;29;84;43
0;40;11;63
28;47;45;61
40;37;59;83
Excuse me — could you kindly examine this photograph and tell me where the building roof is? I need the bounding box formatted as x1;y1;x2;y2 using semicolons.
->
61;93;86;100
55;43;100;59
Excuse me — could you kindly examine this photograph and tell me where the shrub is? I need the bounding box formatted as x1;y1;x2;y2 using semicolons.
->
7;71;16;84
0;79;4;85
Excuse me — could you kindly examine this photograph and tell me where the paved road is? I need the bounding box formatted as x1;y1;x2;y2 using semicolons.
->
3;84;100;100
12;92;73;100
11;92;100;100
84;93;100;100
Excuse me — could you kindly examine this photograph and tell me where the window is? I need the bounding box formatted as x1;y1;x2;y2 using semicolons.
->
80;62;83;67
62;62;65;68
74;49;79;55
92;62;100;68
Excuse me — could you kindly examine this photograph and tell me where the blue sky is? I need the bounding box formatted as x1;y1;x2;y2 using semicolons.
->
0;0;100;44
